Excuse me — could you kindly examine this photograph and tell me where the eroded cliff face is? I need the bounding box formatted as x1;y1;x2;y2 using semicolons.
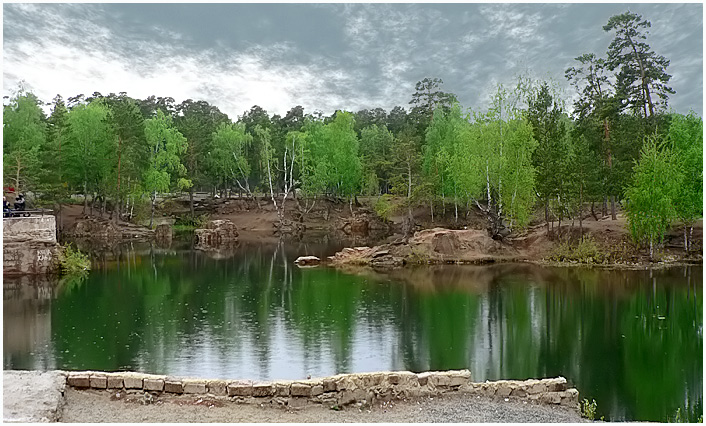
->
3;216;61;275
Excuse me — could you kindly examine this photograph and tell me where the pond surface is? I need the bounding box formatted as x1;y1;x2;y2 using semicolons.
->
3;238;702;422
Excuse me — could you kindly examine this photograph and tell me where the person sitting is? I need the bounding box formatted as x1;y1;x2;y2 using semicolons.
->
14;194;25;211
3;196;11;217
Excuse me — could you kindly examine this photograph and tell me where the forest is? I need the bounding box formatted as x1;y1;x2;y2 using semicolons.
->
3;11;703;257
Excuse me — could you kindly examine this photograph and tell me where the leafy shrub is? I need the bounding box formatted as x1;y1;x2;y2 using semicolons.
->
58;243;91;275
374;194;398;221
547;235;607;264
581;398;597;420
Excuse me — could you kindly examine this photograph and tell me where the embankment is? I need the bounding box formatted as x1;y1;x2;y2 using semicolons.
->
61;370;578;410
3;216;61;275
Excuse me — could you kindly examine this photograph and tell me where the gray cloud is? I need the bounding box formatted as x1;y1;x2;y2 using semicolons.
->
3;3;702;119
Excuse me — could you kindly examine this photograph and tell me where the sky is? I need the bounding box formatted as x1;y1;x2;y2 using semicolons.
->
3;3;703;119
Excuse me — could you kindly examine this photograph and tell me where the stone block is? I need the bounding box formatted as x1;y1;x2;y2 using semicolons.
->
449;374;470;387
431;374;451;387
107;376;124;389
67;374;90;388
184;381;207;394
338;390;353;406
528;383;547;394
274;383;291;396
164;381;183;394
388;374;401;385
510;387;527;397
311;385;324;396
123;376;144;389
90;375;107;389
560;388;579;407
290;383;311;397
496;385;512;397
417;372;432;386
227;380;254;397
144;379;165;392
253;383;274;397
540;392;561;404
323;379;336;392
206;381;225;395
547;377;568;392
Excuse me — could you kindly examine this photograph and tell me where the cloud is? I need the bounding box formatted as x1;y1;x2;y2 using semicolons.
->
3;3;702;118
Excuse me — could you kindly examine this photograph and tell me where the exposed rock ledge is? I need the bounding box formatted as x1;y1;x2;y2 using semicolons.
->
63;370;579;410
327;228;522;268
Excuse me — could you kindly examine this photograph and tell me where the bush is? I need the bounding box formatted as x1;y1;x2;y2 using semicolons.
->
547;235;607;264
58;243;91;275
374;194;398;221
581;398;597;420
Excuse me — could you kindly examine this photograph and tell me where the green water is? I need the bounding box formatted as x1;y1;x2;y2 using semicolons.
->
3;239;702;422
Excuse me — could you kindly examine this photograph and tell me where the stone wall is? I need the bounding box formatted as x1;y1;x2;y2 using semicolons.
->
3;216;60;275
64;370;579;410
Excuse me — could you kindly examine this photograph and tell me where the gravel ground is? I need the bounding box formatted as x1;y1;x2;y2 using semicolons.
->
59;388;587;423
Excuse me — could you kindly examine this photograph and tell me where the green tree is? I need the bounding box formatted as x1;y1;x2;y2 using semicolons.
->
603;12;674;118
211;122;256;202
409;78;457;133
668;112;703;251
625;136;680;259
175;99;230;216
94;93;147;222
64;102;115;214
525;81;570;232
143;110;190;228
3;87;46;197
359;124;394;194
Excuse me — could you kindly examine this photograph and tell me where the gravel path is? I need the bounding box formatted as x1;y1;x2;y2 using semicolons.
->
58;388;587;423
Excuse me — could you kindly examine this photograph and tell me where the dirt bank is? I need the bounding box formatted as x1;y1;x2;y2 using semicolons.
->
57;196;702;268
58;388;585;423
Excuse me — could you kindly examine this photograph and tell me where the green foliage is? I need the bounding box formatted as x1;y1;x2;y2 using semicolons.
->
359;124;394;194
3;87;47;194
210;122;253;191
603;12;674;117
58;243;91;275
300;112;361;198
625;136;681;257
63;101;115;199
669;112;703;226
144;110;190;196
581;398;598;420
547;235;607;264
373;194;398;221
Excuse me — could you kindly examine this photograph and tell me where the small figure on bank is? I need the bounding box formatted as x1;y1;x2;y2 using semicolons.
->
3;196;11;217
14;194;25;211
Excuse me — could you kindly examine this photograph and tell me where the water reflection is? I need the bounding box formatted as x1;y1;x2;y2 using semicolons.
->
3;241;702;422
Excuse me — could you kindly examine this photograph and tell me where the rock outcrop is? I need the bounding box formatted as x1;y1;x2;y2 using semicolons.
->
327;228;520;268
3;216;61;275
195;220;239;250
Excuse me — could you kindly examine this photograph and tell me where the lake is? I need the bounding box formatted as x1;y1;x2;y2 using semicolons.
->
3;238;702;422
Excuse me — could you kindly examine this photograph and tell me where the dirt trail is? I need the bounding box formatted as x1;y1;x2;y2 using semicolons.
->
58;388;585;423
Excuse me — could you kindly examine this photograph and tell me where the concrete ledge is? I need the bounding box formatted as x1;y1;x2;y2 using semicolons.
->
62;370;578;409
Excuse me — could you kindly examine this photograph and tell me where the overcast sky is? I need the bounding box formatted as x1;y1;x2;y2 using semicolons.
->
3;3;703;119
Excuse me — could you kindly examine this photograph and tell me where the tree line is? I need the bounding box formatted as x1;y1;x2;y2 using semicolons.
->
3;11;702;256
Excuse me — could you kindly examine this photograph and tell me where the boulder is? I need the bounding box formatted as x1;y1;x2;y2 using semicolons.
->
294;256;321;266
195;220;239;250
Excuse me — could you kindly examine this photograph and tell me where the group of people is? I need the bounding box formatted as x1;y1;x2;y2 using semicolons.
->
3;194;26;217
